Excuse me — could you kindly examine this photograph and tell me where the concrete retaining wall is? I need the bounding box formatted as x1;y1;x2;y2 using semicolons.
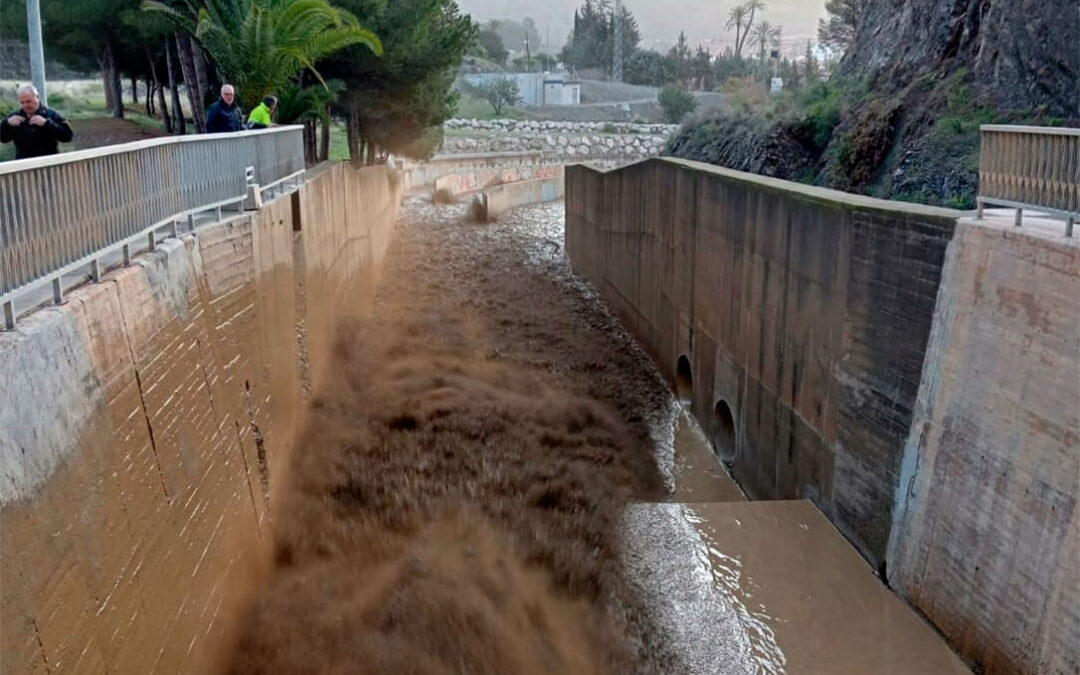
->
399;151;545;191
432;163;563;200
0;162;401;675
566;157;959;568
565;157;1079;674
475;173;566;222
887;218;1079;675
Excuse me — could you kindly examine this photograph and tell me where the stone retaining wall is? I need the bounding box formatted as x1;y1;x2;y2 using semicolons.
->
441;118;673;163
444;118;677;135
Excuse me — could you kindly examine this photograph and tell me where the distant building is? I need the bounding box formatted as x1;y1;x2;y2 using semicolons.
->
462;71;581;107
543;73;581;106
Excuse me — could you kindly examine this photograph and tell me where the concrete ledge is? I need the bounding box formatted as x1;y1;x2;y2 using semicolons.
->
579;156;961;219
472;172;566;223
432;164;563;202
400;151;548;190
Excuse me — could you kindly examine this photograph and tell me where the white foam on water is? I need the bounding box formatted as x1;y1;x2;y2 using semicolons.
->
685;506;787;674
645;398;680;495
623;502;789;675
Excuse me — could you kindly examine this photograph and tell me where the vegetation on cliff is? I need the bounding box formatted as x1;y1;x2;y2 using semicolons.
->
668;0;1080;209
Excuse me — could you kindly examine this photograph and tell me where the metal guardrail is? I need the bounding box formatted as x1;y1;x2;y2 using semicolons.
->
0;126;305;328
976;125;1079;237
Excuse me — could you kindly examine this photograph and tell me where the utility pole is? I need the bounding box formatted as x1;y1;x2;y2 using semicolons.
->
613;0;623;82
27;0;47;106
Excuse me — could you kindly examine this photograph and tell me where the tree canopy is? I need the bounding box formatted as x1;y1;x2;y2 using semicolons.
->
319;0;475;162
818;0;867;53
476;20;508;64
144;0;382;110
559;0;640;75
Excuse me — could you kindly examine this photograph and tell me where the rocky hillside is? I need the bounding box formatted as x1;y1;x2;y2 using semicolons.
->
668;0;1079;209
840;0;1077;117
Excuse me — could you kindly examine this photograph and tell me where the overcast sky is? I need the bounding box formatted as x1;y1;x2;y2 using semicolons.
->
457;0;827;54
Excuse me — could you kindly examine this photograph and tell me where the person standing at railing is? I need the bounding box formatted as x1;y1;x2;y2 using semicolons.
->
247;96;277;130
1;84;74;159
205;84;244;134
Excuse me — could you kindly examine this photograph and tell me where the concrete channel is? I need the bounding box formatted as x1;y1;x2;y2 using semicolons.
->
628;406;971;674
3;152;1075;674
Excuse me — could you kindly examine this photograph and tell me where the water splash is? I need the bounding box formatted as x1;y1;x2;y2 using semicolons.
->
685;507;787;674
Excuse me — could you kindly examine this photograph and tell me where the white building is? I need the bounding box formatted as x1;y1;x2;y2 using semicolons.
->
462;72;581;107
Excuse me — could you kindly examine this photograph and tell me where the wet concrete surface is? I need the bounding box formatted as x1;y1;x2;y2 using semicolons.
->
228;194;971;675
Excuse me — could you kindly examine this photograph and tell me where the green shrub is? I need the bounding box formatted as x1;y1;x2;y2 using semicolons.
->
945;193;975;210
658;85;698;124
795;81;845;151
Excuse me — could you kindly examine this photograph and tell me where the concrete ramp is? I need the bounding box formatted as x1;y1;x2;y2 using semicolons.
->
627;409;971;674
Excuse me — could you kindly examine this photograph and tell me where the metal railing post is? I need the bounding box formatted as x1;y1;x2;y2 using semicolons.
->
3;300;14;330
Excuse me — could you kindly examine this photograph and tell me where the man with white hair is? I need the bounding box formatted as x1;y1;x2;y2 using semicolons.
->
1;84;74;159
205;84;244;134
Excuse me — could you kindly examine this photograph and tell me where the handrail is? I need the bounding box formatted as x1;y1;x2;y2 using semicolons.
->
0;126;305;328
977;124;1079;237
0;125;303;175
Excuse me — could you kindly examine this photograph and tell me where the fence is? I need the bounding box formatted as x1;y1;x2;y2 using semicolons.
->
977;125;1080;236
0;126;305;328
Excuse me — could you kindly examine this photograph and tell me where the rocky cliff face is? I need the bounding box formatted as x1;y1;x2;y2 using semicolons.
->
668;0;1079;208
840;0;1079;117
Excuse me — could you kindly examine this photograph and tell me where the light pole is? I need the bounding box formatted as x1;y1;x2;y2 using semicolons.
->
27;0;48;106
613;0;624;82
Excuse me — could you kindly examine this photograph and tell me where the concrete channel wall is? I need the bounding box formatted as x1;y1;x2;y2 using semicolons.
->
887;218;1079;675
0;162;401;674
475;173;566;223
399;151;547;191
565;157;1079;674
432;163;563;201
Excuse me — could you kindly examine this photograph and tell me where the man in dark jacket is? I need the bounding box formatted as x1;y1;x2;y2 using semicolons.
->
205;84;244;133
1;84;74;159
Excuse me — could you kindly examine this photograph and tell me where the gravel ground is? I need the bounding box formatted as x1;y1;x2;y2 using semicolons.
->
227;197;688;675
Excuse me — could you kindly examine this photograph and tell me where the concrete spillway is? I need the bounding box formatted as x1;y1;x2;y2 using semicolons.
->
1;155;1076;675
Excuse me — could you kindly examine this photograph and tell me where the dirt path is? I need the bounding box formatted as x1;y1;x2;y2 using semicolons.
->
227;197;684;675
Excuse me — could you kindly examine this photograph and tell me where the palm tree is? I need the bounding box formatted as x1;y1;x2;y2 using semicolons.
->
725;5;750;58
143;0;382;110
737;0;766;56
275;78;344;162
750;20;781;61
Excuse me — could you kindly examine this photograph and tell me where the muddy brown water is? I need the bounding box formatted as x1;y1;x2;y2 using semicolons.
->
226;197;971;675
228;199;674;674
